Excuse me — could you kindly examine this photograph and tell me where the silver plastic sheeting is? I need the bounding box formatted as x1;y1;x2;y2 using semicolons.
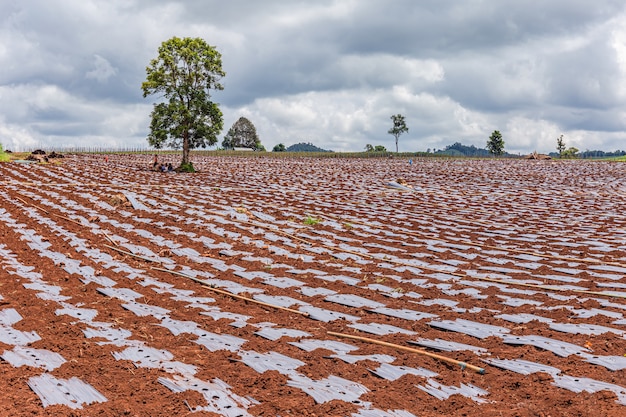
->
254;326;311;341
549;323;625;336
121;191;149;210
483;358;561;375
0;325;41;346
96;287;143;302
157;318;201;336
502;335;590;357
579;354;626;371
288;339;358;354
28;373;107;409
298;305;360;323
112;345;197;375
238;350;305;375
0;308;24;326
252;294;308;309
368;307;437;321
298;286;336;297
552;375;626;405
417;379;489;403
2;346;66;371
408;338;488;355
348;323;416;336
200;309;252;327
194;331;248;352
494;313;554;324
287;374;369;405
82;324;133;346
159;375;256;417
325;294;386;309
428;319;510;339
370;363;438;381
121;301;170;318
331;353;396;365
55;306;99;321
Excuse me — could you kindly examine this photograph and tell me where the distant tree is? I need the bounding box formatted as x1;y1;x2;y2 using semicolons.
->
273;143;286;152
222;117;262;150
562;147;579;159
486;130;505;156
142;37;225;169
557;134;566;158
388;114;408;153
365;144;387;152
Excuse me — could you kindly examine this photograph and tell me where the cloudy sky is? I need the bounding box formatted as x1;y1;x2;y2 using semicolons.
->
1;0;625;154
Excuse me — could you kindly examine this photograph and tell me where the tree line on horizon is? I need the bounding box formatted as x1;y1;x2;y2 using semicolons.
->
140;36;623;167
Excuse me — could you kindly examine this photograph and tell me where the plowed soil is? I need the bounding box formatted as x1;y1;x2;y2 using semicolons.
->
0;154;625;417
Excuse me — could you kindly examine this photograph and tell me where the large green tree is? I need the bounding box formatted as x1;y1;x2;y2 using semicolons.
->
142;37;225;167
388;114;408;153
487;130;505;156
222;117;263;150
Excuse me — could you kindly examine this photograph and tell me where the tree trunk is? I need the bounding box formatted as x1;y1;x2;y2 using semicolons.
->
395;136;398;153
182;132;190;165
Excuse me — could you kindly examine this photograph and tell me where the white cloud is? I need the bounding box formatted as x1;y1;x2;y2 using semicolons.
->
85;54;118;83
0;0;625;154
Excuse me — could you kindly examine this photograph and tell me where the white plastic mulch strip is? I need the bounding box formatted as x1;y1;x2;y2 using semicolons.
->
157;375;256;417
287;374;369;405
417;379;489;403
1;346;66;371
27;374;107;409
502;334;591;357
370;363;438;381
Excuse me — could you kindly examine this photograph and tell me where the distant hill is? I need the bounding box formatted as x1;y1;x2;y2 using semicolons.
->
286;142;333;152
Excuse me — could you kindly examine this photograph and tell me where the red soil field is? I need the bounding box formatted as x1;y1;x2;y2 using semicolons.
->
0;154;625;416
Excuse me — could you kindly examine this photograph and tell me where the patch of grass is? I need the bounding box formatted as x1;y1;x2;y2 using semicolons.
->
303;216;320;226
0;153;10;163
178;162;196;173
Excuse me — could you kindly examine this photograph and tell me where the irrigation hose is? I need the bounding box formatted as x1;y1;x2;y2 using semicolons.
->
151;266;310;318
328;331;485;374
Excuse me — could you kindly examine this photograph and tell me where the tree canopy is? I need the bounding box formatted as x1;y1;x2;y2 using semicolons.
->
272;143;286;152
388;114;408;153
365;144;387;152
142;36;225;168
486;130;505;156
222;117;263;150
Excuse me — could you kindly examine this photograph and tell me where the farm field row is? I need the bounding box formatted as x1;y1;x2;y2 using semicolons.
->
0;154;625;416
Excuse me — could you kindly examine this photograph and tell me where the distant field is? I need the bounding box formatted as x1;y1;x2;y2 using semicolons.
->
0;154;625;416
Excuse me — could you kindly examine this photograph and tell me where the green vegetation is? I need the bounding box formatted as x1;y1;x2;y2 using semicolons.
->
178;162;196;173
365;144;387;152
388;114;408;153
0;144;9;162
561;147;579;159
303;215;321;225
487;130;505;156
222;117;263;150
272;143;286;152
142;36;225;166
